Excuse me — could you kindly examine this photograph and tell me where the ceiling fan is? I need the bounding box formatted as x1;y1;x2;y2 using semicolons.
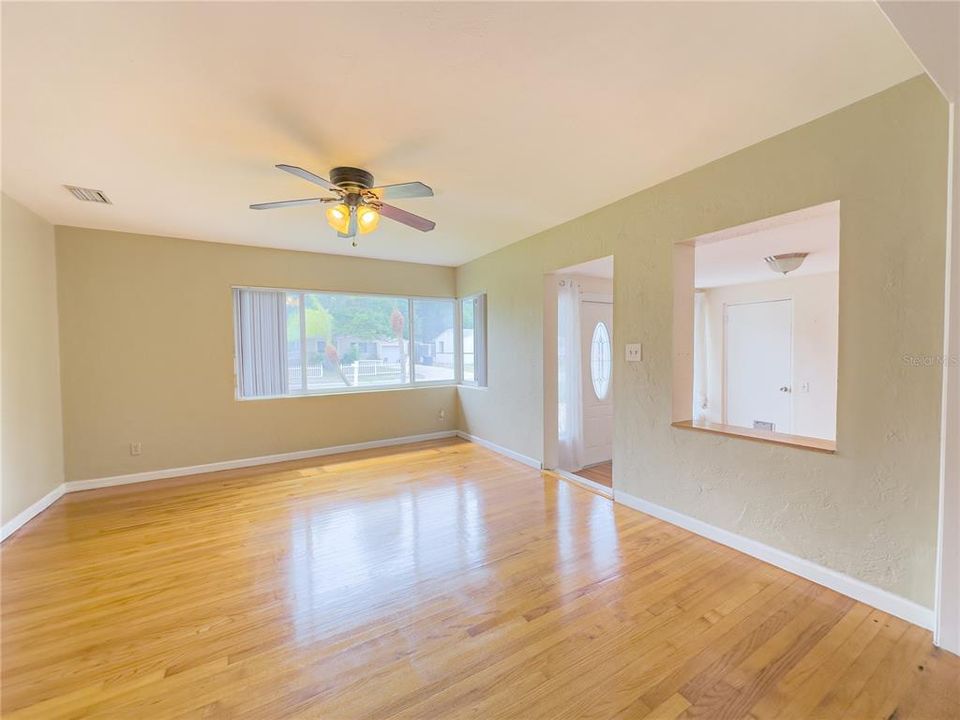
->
250;164;435;246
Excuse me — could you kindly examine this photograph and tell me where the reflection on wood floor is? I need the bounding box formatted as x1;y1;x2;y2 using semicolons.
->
1;439;957;719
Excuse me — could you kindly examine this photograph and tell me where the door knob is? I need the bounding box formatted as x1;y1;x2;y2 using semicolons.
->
779;386;791;393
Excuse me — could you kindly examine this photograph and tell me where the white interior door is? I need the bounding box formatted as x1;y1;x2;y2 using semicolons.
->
724;299;793;434
581;300;613;466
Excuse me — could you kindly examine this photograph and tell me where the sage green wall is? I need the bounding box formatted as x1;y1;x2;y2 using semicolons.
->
456;76;948;606
1;194;65;525
56;227;458;481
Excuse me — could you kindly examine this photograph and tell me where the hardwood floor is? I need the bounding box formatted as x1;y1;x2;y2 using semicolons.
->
1;439;956;719
574;460;613;489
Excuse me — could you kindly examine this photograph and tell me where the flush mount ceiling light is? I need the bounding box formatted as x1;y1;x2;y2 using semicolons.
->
250;164;434;247
764;252;809;275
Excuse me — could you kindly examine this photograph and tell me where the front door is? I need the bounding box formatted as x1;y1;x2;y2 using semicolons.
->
580;300;613;466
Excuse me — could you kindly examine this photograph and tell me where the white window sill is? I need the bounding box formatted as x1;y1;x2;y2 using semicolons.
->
237;382;458;401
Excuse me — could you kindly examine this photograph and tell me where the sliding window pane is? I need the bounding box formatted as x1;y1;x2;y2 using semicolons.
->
461;297;475;383
413;299;456;383
302;293;410;391
286;293;304;393
302;293;331;391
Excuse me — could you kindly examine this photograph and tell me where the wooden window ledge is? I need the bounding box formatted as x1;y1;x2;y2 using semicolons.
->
671;420;836;454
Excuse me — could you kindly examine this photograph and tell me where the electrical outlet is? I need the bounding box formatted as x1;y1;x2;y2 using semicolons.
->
625;343;643;362
799;381;810;394
129;442;142;456
438;409;446;421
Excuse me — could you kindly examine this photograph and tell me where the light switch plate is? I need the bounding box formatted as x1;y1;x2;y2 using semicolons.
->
625;343;642;362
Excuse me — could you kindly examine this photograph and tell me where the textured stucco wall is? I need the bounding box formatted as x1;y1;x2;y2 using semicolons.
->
456;76;948;606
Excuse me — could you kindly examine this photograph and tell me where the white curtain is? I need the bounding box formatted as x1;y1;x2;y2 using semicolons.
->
692;290;708;421
233;288;289;398
557;278;584;471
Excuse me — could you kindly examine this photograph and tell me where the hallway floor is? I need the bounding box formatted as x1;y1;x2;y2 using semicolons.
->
574;460;613;488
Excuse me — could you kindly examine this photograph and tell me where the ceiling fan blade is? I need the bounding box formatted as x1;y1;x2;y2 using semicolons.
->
380;203;437;232
276;164;341;191
249;197;335;210
372;181;434;200
379;203;436;232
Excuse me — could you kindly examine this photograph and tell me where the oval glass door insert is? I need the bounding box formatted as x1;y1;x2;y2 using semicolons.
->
590;321;611;399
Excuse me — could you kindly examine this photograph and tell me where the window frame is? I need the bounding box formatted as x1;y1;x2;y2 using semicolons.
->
232;285;460;400
458;292;487;388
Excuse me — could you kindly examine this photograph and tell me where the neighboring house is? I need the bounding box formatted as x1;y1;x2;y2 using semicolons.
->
334;336;407;363
432;328;473;368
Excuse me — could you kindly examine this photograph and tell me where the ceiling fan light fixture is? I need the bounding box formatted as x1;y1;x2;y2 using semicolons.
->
253;164;436;244
764;252;809;275
326;203;350;235
358;206;380;234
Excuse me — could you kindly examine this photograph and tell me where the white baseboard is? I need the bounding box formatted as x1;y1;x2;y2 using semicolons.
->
64;431;459;493
1;483;65;542
554;469;614;498
616;490;934;630
456;431;542;469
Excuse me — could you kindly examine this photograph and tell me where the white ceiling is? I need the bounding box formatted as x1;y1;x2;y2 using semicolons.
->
1;3;919;267
694;202;840;288
559;256;614;280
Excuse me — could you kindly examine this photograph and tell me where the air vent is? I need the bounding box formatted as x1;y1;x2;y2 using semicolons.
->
64;185;111;204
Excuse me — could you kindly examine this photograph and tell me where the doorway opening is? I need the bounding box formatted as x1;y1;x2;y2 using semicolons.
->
543;256;614;497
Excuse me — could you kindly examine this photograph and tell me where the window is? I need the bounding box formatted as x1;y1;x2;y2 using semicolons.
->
590;321;611;399
413;298;456;384
235;287;460;399
460;293;487;386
